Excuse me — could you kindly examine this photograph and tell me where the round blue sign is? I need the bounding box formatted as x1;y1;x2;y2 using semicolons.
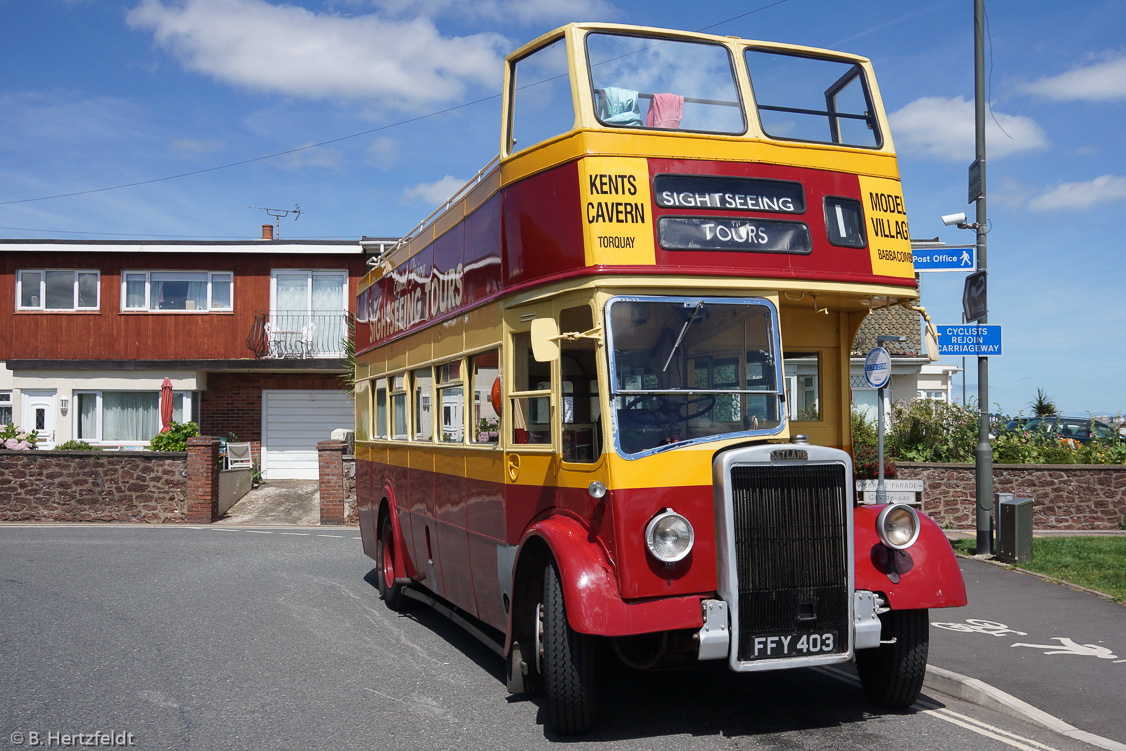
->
864;347;891;389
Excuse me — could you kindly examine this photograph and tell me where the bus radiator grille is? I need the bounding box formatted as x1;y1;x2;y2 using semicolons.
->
729;464;850;662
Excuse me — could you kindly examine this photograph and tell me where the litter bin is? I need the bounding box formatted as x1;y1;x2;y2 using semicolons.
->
996;496;1033;563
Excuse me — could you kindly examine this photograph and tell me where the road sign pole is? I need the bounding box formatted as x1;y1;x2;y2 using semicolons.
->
876;386;886;504
973;0;993;555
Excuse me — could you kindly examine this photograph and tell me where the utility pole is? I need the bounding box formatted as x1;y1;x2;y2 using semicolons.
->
973;0;993;555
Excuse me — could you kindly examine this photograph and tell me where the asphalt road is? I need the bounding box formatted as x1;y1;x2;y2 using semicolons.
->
0;525;1101;751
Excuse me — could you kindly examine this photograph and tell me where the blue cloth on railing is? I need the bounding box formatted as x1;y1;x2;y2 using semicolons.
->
597;87;642;126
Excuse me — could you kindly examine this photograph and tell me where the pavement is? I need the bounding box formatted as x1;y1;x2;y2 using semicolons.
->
214;479;321;525
926;534;1126;751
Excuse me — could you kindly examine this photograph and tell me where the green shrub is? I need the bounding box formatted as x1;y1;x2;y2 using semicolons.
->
54;439;101;451
149;421;201;452
851;407;895;479
2;423;39;450
887;399;977;463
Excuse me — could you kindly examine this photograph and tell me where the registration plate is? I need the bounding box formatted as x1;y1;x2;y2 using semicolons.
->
748;631;839;659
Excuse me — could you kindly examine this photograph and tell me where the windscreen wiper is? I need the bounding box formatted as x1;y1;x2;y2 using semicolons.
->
662;301;705;373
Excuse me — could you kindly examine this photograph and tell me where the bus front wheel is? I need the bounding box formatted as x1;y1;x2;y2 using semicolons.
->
856;608;929;709
376;511;409;612
541;562;596;735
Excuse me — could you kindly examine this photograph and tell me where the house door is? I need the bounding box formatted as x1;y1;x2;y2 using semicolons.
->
22;390;57;449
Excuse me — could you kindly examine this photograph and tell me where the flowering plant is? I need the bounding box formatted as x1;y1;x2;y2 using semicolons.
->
1;423;40;450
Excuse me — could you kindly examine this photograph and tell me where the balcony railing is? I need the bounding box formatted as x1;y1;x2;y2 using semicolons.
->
247;311;351;359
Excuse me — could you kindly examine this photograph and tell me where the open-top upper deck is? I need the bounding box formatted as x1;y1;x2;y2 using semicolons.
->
357;23;916;351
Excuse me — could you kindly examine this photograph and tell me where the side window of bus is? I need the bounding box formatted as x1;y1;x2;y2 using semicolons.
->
560;305;601;463
374;378;388;439
413;367;434;442
471;351;500;444
510;36;574;154
355;379;371;441
783;351;821;421
390;374;409;440
512;331;551;445
437;360;464;443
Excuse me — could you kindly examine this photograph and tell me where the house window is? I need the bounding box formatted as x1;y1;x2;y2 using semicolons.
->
75;390;193;443
18;270;99;311
123;271;233;312
0;391;12;425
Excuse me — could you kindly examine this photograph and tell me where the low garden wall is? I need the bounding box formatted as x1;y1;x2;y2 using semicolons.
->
0;449;189;523
898;462;1126;530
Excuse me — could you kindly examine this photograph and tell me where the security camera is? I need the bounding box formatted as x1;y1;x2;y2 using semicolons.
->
941;212;967;227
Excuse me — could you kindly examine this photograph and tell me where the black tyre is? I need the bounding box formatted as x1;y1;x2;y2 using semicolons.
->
856;608;929;709
376;511;409;612
541;562;596;734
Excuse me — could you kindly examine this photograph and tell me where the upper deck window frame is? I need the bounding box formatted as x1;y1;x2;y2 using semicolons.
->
506;32;576;156
743;46;884;150
584;30;748;137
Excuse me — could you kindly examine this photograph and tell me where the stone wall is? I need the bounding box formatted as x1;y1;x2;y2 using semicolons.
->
0;450;188;523
899;462;1126;530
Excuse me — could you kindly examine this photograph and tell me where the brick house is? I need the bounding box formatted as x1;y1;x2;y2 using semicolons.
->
0;229;393;479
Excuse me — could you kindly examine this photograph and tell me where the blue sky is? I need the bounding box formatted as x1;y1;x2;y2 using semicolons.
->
2;0;1124;417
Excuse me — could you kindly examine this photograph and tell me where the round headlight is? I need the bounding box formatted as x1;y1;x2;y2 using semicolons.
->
876;504;920;550
645;509;694;564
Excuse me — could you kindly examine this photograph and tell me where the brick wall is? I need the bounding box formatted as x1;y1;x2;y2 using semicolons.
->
1;438;226;524
317;441;357;525
900;462;1126;530
0;450;188;523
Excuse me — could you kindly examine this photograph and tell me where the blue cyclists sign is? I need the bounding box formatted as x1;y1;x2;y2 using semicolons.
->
937;324;1002;356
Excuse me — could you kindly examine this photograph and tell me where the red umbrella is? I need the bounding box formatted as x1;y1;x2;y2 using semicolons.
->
159;378;173;433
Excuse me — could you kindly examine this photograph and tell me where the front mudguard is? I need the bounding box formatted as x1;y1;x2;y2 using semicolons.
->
513;514;704;638
853;505;968;609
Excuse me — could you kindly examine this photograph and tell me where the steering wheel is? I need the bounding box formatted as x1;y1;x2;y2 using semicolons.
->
619;394;717;425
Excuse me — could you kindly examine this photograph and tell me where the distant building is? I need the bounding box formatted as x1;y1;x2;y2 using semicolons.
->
850;306;960;424
0;228;395;478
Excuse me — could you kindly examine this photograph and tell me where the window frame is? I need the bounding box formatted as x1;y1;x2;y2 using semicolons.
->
73;389;194;444
17;269;100;311
0;391;12;425
121;270;233;313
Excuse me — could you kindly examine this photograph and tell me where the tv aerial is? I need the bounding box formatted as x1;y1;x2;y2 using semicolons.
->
251;204;301;239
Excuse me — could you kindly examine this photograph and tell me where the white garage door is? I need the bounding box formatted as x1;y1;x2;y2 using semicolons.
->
262;390;353;479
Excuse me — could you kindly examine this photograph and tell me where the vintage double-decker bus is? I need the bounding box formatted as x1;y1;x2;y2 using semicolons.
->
354;22;966;734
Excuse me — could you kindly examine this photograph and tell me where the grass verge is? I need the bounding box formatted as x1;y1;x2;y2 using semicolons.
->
950;536;1126;603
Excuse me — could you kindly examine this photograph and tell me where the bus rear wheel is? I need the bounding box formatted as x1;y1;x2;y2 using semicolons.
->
376;511;409;612
856;608;929;709
541;562;596;735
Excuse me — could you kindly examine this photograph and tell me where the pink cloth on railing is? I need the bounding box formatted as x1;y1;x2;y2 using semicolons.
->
646;93;684;128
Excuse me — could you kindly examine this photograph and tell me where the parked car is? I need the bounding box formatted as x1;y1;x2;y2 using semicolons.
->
1017;416;1115;444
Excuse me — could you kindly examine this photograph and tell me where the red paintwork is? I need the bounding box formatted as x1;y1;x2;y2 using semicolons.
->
853;505;968;609
608;485;717;599
515;514;705;636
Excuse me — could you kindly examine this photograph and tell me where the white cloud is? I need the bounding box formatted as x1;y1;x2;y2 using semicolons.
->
170;137;224;157
126;0;509;110
888;96;1048;162
370;0;618;26
1027;175;1126;212
1019;53;1126;102
275;142;343;170
402;175;467;206
365;136;402;170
